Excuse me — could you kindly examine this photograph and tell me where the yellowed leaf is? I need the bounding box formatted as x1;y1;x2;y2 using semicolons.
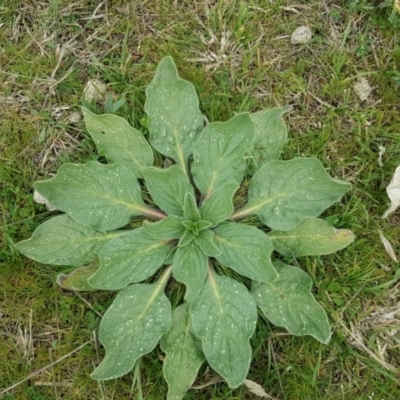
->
333;228;354;240
395;0;400;13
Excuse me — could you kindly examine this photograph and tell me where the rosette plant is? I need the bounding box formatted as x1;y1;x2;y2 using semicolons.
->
16;57;354;399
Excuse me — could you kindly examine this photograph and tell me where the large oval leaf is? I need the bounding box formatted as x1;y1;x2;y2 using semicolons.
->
89;228;171;290
143;165;194;217
234;158;351;230
35;162;149;231
161;304;205;400
269;218;355;257
14;215;119;266
144;57;204;175
190;273;257;388
91;280;172;380
248;106;292;172
251;261;331;344
191;113;255;198
214;222;277;283
82;107;153;178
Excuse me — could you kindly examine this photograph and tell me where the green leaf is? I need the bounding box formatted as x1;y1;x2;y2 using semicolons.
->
191;273;257;388
181;221;193;230
144;56;204;174
161;304;205;400
191;113;255;198
89;228;171;290
183;193;201;221
269;218;355;257
164;247;177;265
181;220;212;234
91;280;172;380
196;220;213;232
249;106;292;171
214;223;277;283
235;158;351;230
56;260;100;291
194;229;221;257
35;162;149;231
199;182;238;225
173;242;208;302
251;261;331;344
15;215;119;266
143;216;184;240
178;230;195;247
143;166;194;217
82;107;153;178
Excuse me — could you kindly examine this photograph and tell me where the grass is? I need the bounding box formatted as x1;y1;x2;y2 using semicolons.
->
1;0;400;399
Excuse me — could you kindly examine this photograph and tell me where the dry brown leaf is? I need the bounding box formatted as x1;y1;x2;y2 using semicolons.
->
243;379;277;399
379;231;398;262
382;165;400;218
378;145;386;167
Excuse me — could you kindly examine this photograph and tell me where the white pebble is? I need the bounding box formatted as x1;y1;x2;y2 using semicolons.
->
290;26;312;45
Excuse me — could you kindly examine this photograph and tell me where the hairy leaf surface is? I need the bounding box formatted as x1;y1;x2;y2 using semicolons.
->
237;158;351;230
89;228;171;290
214;223;277;282
82;107;153;178
191;113;255;198
191;273;257;388
252;261;331;344
15;215;119;266
173;242;208;302
143;215;184;240
249;106;292;170
35;162;148;231
269;218;355;256
91;281;171;380
183;193;201;221
194;229;221;257
143;166;194;217
145;57;203;174
199;182;238;225
161;304;205;400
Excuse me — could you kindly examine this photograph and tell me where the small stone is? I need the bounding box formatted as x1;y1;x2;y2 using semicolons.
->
353;77;372;101
68;112;81;123
83;79;107;101
290;26;312;45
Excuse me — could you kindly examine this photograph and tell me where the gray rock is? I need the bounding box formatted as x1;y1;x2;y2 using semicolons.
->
290;26;312;45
